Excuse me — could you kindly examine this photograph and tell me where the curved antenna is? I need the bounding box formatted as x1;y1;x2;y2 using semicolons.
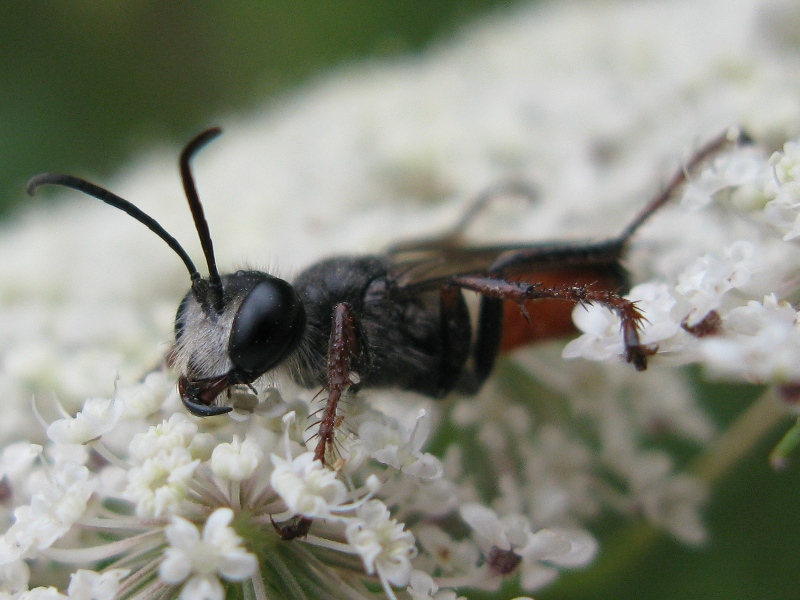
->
180;127;224;311
27;173;201;281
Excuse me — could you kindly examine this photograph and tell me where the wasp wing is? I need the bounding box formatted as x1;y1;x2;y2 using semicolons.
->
385;236;630;350
386;235;628;289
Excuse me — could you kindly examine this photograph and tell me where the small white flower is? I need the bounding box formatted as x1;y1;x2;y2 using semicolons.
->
516;528;596;590
0;443;41;482
700;295;800;382
345;499;417;588
229;387;288;422
115;372;172;419
770;141;800;184
66;568;130;600
128;413;214;463
513;529;571;590
0;462;95;563
625;450;709;544
763;193;800;240
407;570;465;600
18;587;67;600
210;436;264;481
123;447;199;518
763;141;800;239
0;443;42;525
414;526;479;575
460;504;596;591
0;559;29;595
675;241;758;326
270;452;348;518
159;508;257;600
46;397;125;445
359;410;443;479
459;503;528;554
564;282;690;365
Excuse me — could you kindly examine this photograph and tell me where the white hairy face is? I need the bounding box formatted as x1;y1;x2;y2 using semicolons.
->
172;290;240;379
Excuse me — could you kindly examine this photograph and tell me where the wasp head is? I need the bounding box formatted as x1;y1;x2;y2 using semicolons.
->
27;128;306;418
174;270;306;416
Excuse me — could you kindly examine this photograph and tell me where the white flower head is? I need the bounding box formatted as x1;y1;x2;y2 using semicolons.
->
459;503;597;591
345;500;417;588
159;508;257;600
0;559;30;596
46;396;125;445
459;503;529;554
414;526;479;575
123;447;199;518
675;240;759;326
229;386;288;422
700;294;800;382
0;462;95;563
359;409;443;479
407;570;465;600
66;569;130;600
564;282;689;366
516;528;597;591
210;435;264;481
270;452;348;519
5;0;800;596
115;371;172;419
128;412;213;463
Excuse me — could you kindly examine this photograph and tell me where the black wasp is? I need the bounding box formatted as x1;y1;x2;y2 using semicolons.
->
27;127;746;466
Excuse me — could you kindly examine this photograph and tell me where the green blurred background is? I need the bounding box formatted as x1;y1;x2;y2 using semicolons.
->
3;2;799;599
1;0;516;215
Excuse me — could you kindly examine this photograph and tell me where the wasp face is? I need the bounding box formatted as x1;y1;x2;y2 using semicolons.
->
173;271;306;415
26;128;312;418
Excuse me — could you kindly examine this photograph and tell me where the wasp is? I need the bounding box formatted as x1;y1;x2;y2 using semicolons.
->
27;127;745;468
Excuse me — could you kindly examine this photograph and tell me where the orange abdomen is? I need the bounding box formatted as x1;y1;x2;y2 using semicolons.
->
500;269;623;351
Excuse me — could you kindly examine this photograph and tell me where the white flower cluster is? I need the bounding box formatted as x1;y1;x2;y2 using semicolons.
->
566;138;800;385
0;375;585;600
2;0;800;598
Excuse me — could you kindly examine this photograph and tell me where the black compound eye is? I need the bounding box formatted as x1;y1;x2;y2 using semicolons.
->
229;277;306;376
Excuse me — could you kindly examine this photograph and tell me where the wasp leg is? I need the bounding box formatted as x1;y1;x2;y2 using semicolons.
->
313;302;360;464
450;180;539;236
387;180;538;254
618;127;752;242
277;305;358;542
483;129;751;276
448;293;505;395
436;285;474;394
450;276;654;371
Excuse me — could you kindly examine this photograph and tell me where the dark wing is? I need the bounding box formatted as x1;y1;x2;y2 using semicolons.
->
385;235;631;351
386;236;629;291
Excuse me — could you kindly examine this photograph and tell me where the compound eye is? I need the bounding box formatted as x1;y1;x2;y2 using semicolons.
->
229;278;305;376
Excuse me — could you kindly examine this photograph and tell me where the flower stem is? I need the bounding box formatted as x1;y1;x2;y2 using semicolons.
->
691;387;787;484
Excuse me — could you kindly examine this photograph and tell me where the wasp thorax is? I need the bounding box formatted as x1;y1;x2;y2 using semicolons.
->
174;270;306;384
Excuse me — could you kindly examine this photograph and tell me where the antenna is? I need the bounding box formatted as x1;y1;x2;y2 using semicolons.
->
180;127;224;312
26;173;201;282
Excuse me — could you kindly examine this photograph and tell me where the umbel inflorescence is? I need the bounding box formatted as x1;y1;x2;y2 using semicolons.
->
3;0;800;598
